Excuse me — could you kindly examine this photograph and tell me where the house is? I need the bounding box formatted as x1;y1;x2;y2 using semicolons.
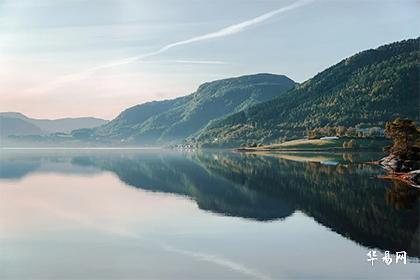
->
320;136;339;140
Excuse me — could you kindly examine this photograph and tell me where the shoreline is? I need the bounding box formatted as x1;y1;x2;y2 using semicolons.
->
378;172;420;188
235;147;382;153
236;147;420;188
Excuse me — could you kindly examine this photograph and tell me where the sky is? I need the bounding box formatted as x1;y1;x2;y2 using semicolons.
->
0;0;418;120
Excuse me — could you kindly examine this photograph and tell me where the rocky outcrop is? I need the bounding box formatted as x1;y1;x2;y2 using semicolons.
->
380;170;420;188
379;154;420;187
379;154;419;172
406;170;420;187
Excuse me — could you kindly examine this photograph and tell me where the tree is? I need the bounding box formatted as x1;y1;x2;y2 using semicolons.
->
346;127;357;137
384;118;420;160
308;129;321;139
71;128;92;140
336;126;347;137
367;127;383;137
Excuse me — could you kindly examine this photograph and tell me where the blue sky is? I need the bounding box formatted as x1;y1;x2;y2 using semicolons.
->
0;0;418;119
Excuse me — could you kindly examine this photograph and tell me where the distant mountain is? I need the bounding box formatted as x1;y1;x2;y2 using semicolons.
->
197;38;420;147
0;112;108;134
0;116;43;137
92;73;296;144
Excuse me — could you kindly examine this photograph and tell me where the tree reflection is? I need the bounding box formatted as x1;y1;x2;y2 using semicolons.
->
1;151;419;257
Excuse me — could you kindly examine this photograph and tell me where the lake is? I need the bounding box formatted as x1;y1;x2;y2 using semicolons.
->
0;149;419;279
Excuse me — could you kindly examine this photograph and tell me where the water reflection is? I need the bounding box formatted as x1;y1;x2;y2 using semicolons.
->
0;150;419;258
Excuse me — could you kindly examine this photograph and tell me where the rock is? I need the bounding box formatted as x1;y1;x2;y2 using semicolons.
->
379;170;420;188
378;153;420;187
379;154;419;172
408;170;420;186
379;154;400;172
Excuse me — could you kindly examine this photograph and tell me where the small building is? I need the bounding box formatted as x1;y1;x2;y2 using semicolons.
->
320;136;339;140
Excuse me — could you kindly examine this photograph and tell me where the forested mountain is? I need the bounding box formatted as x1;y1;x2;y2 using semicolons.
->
197;38;419;147
0;112;108;134
0;116;43;137
92;74;296;144
5;38;417;148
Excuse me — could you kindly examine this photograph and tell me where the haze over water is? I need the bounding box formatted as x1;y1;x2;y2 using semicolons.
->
0;150;419;279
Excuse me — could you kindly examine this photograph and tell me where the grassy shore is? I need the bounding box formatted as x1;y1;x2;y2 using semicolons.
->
237;137;390;152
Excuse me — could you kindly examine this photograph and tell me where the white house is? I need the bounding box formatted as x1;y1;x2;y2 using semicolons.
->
320;136;339;140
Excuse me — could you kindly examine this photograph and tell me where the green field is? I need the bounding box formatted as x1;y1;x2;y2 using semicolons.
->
255;138;390;151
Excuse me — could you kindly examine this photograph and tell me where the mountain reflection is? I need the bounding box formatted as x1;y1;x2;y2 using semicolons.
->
0;150;419;257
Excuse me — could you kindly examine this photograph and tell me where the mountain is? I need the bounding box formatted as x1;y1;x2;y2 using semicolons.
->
92;73;296;144
197;38;420;147
0;116;43;137
0;112;108;134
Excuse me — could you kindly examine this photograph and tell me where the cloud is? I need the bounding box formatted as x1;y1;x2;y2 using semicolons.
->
91;0;313;70
27;0;313;94
141;60;228;65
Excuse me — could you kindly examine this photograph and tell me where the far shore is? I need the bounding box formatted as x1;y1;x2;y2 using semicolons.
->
235;137;389;153
235;147;375;153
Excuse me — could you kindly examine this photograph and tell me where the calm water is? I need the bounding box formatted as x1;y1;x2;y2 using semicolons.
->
0;149;419;279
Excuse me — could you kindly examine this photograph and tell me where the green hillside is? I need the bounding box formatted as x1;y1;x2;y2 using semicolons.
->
197;38;419;147
92;73;296;144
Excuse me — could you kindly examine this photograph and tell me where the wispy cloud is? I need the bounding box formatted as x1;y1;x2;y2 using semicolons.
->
27;0;313;94
94;0;313;69
140;59;228;65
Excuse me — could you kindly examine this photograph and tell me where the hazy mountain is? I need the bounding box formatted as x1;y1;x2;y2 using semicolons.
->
0;112;108;134
92;73;296;144
197;38;419;147
0;116;43;137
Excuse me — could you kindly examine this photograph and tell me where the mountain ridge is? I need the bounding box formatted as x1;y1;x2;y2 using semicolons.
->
0;116;44;137
0;112;108;134
196;38;419;147
92;73;296;144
